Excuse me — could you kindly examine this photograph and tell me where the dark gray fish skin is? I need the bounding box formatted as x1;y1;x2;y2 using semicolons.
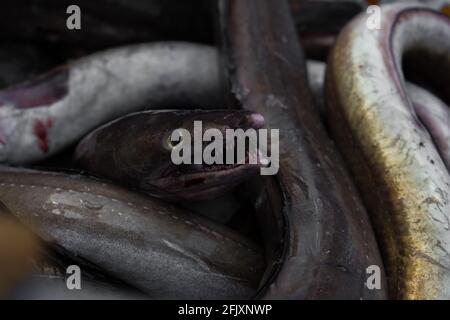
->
74;110;265;202
290;0;363;34
218;0;386;299
10;272;147;300
289;0;362;60
0;166;264;299
0;219;148;300
181;191;241;224
299;33;337;61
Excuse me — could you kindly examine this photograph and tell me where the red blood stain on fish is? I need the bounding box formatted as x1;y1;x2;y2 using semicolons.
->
34;119;54;153
0;67;69;109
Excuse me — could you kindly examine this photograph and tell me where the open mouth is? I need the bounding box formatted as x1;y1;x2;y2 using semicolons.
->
157;148;269;194
181;148;268;175
158;111;269;191
180;150;270;189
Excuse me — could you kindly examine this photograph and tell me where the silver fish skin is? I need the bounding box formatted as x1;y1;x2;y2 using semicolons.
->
219;0;387;299
0;166;264;299
10;273;147;300
325;3;450;298
0;42;221;164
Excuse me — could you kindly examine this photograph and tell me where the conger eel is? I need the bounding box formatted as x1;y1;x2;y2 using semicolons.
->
218;0;387;299
0;42;221;164
74;110;266;201
0;166;264;299
326;3;450;299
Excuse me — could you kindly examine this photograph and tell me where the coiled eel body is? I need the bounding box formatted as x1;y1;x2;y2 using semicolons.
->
219;0;386;299
290;0;450;60
0;42;221;164
10;254;148;300
74;110;265;201
306;60;450;123
0;166;264;299
11;274;146;300
326;4;450;298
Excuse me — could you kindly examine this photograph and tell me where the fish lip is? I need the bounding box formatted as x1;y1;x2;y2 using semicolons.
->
166;183;236;201
154;111;268;196
164;166;259;199
165;149;268;178
159;160;260;184
183;161;260;181
159;111;268;178
154;157;263;199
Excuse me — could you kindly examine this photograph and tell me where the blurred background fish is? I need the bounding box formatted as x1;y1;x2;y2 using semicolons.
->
0;202;41;298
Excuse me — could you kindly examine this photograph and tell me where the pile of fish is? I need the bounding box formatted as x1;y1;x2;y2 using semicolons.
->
0;0;449;300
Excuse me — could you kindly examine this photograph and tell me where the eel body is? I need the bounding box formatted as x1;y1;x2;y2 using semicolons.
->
219;0;386;299
74;110;265;201
0;166;264;299
0;42;221;164
326;3;450;298
290;0;450;60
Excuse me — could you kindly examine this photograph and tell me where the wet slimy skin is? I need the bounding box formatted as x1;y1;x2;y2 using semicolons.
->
220;0;386;299
75;110;266;201
326;4;450;298
408;83;450;171
0;166;264;299
290;1;449;60
0;43;222;164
